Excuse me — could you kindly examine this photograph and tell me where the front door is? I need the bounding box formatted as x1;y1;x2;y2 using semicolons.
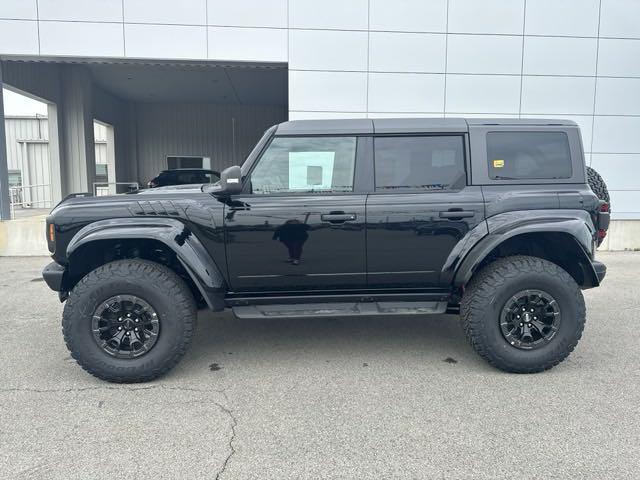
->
366;134;485;288
225;135;367;292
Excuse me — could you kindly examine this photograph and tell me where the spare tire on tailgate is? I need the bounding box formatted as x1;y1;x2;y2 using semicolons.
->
587;166;610;204
586;166;610;247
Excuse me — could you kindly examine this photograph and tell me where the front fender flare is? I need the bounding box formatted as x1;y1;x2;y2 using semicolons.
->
67;217;226;310
452;210;598;288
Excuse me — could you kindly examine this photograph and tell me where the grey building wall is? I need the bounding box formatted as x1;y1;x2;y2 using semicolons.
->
134;102;286;183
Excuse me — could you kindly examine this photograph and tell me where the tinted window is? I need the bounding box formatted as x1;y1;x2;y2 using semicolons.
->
374;136;465;191
250;137;357;194
487;131;572;180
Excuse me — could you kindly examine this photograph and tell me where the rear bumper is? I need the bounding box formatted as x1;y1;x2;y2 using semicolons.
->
592;260;607;283
42;261;66;291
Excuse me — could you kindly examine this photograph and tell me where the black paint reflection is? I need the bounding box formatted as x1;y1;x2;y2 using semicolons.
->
272;216;310;265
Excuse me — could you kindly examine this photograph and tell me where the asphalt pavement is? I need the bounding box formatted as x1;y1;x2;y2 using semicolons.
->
1;252;639;479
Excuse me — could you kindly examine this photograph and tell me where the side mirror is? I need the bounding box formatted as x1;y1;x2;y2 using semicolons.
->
212;165;242;196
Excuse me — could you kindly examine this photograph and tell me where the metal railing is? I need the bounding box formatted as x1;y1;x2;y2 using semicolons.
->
9;184;52;219
93;182;140;196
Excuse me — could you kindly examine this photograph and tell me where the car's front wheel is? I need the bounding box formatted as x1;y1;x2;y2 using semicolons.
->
460;255;586;373
62;259;196;383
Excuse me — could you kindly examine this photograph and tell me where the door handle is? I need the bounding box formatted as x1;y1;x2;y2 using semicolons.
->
321;213;357;223
439;210;475;219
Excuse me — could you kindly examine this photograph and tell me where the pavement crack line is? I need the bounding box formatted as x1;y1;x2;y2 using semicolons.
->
0;384;226;395
214;400;238;480
0;382;239;477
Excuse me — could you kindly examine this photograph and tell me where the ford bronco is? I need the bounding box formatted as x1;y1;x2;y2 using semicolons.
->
42;118;610;382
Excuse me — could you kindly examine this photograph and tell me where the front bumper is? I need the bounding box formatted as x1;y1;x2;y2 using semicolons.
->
42;261;66;291
592;260;607;283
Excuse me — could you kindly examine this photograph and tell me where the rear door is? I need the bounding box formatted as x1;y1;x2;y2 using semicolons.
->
366;134;485;288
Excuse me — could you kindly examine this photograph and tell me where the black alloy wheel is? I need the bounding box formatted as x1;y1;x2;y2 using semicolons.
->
499;289;561;350
92;295;160;358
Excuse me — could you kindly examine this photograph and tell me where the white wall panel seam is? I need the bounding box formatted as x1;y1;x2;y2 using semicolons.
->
121;0;126;56
443;0;449;114
365;0;370;114
13;19;640;39
518;0;527;118
35;0;41;55
589;0;603;167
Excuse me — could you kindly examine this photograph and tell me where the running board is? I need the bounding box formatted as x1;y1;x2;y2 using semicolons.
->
232;301;448;319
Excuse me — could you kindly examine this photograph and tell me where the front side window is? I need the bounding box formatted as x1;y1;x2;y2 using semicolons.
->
487;131;572;180
250;136;357;194
374;136;465;191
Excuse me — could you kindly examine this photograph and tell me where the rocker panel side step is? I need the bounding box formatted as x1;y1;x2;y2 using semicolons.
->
232;301;448;319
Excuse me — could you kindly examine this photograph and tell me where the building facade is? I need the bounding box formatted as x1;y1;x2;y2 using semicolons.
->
0;0;639;225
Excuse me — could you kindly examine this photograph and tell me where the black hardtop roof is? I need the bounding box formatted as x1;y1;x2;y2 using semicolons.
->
274;118;578;136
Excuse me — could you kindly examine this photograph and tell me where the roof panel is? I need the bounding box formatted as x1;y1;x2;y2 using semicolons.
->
275;119;373;135
465;118;578;126
373;117;468;134
274;117;579;136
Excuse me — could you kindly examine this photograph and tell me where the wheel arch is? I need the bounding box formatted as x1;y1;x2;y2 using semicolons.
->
453;211;599;289
65;218;226;310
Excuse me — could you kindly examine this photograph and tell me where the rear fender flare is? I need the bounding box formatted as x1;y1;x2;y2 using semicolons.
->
452;210;597;287
66;217;226;310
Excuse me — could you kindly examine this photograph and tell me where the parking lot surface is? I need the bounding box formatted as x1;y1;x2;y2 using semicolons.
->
1;252;639;479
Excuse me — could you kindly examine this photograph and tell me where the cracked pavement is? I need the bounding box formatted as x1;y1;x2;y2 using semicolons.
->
1;253;639;479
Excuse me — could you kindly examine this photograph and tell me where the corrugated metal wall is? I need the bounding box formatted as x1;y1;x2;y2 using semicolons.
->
94;122;108;165
135;103;287;183
4;116;48;170
4;116;51;207
4;117;110;206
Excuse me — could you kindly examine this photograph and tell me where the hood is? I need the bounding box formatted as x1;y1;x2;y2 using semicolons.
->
135;184;207;194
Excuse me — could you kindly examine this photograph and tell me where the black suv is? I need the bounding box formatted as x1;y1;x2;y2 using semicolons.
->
42;119;610;382
147;168;220;188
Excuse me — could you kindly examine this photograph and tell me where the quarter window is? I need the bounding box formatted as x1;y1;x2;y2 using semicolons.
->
374;136;465;191
250;136;357;194
487;131;572;180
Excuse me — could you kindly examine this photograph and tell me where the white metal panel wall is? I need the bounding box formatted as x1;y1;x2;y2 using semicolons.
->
94;122;108;165
3;116;52;207
134;103;286;183
4;116;48;170
23;142;51;206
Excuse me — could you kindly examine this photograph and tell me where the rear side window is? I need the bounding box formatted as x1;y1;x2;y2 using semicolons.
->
487;131;572;180
374;136;465;191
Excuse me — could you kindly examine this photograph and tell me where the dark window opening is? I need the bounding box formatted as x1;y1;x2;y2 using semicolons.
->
374;136;465;191
487;131;572;180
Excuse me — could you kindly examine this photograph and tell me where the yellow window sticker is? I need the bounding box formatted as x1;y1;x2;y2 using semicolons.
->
493;159;504;168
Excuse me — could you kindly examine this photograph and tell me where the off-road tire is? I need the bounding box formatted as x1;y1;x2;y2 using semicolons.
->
586;166;610;204
586;166;610;246
460;255;585;373
62;259;197;383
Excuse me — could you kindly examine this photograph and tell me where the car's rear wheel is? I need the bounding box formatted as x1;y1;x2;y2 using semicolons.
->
62;259;196;383
460;255;585;373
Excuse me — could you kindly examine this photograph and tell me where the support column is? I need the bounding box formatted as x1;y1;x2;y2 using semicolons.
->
105;124;116;194
47;103;64;204
60;65;95;195
0;64;11;220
